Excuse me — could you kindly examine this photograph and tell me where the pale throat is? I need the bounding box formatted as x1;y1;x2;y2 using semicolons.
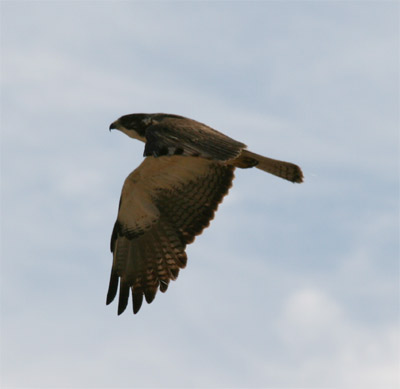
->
118;126;146;142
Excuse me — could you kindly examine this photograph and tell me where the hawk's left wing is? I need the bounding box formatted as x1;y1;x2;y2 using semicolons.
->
107;156;235;314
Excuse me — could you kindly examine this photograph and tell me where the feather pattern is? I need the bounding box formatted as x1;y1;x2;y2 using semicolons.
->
144;117;246;161
107;156;234;314
107;112;303;315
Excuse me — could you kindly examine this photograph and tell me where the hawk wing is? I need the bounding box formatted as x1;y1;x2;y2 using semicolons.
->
144;117;246;161
107;156;235;314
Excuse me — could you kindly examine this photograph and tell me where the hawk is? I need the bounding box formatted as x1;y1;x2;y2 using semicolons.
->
107;113;303;315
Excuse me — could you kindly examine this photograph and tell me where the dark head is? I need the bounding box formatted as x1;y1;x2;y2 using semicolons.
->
109;113;155;142
109;113;187;141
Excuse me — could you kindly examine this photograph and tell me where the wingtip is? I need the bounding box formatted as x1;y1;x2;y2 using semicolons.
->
117;280;129;315
117;305;126;315
133;306;140;315
132;291;143;314
159;280;169;293
106;268;119;305
144;288;157;304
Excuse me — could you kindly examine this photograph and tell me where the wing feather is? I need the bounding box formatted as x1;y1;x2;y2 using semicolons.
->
107;156;234;314
106;268;118;305
144;117;246;161
117;279;130;315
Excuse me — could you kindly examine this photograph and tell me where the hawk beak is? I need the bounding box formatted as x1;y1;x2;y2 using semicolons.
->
109;121;118;131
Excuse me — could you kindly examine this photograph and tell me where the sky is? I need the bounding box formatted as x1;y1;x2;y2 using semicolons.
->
1;1;399;388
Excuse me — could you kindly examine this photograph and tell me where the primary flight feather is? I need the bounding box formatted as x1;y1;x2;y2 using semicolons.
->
107;113;303;315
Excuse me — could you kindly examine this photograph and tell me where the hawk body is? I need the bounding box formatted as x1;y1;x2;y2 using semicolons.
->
108;113;303;314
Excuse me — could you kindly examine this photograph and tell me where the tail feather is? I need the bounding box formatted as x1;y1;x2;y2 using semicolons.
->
234;149;304;183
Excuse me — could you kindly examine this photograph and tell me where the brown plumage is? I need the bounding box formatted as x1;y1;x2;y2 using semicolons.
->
107;113;303;314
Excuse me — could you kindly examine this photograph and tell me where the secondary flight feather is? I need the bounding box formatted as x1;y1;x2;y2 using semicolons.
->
107;113;303;315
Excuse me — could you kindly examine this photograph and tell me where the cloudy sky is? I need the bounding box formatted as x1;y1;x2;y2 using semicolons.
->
1;1;399;388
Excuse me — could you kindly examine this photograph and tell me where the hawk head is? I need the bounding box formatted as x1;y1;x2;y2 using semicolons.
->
109;113;155;142
110;113;187;142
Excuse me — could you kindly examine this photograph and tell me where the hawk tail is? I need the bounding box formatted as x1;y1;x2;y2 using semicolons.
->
234;149;304;183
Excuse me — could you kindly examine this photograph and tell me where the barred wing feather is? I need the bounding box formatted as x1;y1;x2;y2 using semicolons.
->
107;156;235;314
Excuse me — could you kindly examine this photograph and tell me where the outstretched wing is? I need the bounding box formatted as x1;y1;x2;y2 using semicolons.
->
144;116;246;161
107;156;235;314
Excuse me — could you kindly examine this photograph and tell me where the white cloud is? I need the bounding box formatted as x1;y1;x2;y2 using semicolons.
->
274;288;399;388
280;288;343;343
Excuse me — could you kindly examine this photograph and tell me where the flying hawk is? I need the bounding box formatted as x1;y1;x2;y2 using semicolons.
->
107;113;303;315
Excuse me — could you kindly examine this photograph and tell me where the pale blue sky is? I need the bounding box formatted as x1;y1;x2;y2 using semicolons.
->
1;1;399;388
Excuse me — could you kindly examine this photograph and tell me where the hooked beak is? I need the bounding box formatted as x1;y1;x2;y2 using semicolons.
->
109;121;118;131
